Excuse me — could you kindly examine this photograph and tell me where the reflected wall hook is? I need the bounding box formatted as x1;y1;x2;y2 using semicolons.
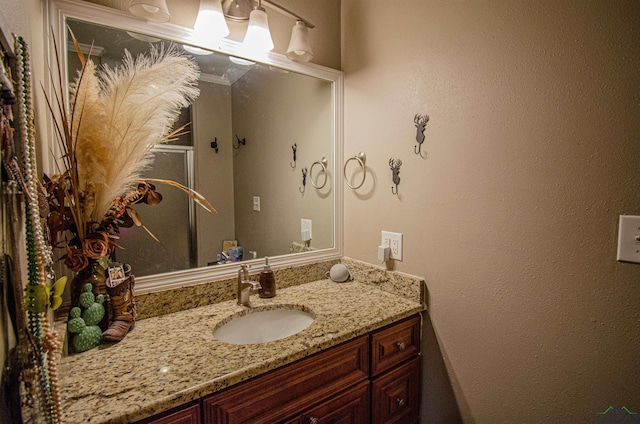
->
344;151;367;189
299;167;308;193
210;137;219;153
309;156;328;189
389;157;402;196
233;134;246;149
414;113;429;157
290;143;297;168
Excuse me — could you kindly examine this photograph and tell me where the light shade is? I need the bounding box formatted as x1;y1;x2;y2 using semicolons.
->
286;21;313;62
129;0;171;23
242;7;274;54
192;0;229;43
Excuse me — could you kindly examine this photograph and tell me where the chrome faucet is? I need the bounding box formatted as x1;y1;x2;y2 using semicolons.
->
237;264;261;306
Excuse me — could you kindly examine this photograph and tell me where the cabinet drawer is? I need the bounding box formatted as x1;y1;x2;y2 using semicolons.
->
203;336;369;423
285;380;370;424
372;356;421;424
370;315;420;376
137;403;201;424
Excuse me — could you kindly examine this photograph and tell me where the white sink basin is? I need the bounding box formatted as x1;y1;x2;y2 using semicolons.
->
213;307;315;345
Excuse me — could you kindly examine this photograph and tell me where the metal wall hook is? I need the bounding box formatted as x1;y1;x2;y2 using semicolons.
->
210;137;219;153
299;167;308;193
233;134;246;149
290;143;297;168
389;157;402;196
414;113;429;157
344;151;367;189
309;156;328;189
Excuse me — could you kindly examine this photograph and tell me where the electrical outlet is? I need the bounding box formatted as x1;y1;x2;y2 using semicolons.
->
253;196;260;212
381;231;403;261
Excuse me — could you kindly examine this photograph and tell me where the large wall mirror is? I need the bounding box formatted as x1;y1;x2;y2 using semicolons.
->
46;0;343;293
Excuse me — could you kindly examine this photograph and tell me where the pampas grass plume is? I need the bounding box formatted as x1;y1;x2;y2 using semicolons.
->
72;45;200;223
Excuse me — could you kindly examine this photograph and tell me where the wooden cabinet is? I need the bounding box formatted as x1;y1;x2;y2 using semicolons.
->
285;381;370;424
203;336;369;423
371;357;420;424
139;314;421;424
371;315;421;424
137;403;201;424
371;315;421;376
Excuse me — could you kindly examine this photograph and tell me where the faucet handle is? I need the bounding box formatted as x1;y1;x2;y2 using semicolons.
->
239;264;249;279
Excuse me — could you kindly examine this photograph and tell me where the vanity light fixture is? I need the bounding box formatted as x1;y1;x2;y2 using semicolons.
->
185;0;229;54
222;0;315;61
129;0;171;23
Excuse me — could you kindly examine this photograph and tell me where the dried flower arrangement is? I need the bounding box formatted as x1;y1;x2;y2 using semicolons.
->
42;32;214;345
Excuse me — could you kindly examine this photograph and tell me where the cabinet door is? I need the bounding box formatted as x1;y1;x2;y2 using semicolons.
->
372;356;420;424
288;380;370;424
139;403;201;424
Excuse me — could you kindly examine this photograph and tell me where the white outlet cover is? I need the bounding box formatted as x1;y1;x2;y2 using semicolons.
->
381;231;403;261
617;215;640;263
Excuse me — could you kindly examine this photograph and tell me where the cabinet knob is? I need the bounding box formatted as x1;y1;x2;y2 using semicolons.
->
397;341;406;351
309;417;319;424
397;398;406;408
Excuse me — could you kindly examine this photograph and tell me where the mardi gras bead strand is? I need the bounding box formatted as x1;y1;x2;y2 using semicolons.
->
15;34;61;424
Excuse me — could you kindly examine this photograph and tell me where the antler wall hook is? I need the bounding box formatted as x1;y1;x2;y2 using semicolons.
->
233;134;246;149
290;143;297;168
389;158;402;196
414;113;429;157
299;167;308;193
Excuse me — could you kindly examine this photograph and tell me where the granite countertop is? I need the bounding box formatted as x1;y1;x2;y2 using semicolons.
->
59;276;424;423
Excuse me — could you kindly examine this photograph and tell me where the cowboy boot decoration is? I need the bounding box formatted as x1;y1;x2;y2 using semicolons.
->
102;264;136;342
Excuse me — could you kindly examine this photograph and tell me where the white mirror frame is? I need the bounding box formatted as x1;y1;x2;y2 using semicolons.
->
44;0;344;294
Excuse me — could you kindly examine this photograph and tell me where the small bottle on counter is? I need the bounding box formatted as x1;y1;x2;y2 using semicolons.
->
259;257;276;298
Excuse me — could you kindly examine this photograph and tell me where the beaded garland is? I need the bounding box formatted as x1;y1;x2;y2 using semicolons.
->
14;34;62;424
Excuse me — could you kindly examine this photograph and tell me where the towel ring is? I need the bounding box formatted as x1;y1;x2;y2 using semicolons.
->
344;152;367;189
309;157;328;189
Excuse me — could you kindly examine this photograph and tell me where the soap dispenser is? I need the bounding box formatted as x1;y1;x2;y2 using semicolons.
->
259;257;276;298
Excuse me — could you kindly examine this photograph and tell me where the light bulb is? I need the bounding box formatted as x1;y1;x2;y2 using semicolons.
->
242;8;274;54
192;0;229;43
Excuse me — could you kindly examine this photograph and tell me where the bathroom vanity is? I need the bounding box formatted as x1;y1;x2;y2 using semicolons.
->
201;315;420;423
57;260;425;424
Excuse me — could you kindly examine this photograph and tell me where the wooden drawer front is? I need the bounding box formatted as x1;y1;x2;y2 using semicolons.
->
285;380;370;424
371;356;421;424
203;336;369;423
370;315;420;376
138;403;201;424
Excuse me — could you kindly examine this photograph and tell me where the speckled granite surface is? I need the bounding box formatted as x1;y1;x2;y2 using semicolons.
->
342;257;425;305
135;259;339;320
59;260;425;424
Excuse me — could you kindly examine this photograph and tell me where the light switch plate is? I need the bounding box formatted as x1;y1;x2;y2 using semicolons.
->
301;219;312;241
617;215;640;263
253;196;260;212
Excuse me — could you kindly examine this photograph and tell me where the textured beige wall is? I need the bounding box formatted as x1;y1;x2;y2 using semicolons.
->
342;1;640;423
232;67;334;257
194;81;236;265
